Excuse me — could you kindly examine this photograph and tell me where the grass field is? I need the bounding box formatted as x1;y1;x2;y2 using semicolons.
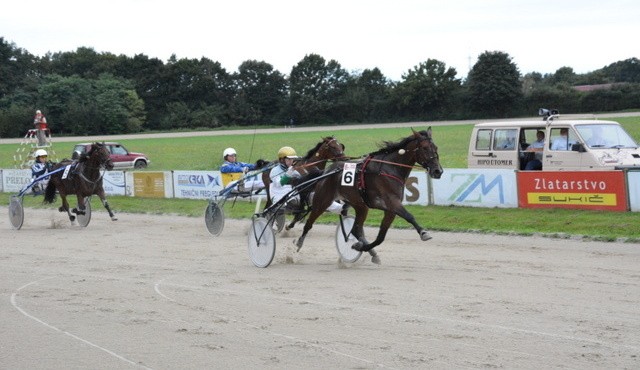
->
2;115;640;242
2;116;639;170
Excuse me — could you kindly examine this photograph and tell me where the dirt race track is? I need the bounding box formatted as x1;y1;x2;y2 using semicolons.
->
1;207;639;369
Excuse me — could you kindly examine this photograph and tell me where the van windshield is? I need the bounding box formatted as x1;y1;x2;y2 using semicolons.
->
575;124;638;148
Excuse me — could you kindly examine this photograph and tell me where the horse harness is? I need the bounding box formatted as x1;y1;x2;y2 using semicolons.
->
352;140;429;208
354;156;406;208
68;161;107;192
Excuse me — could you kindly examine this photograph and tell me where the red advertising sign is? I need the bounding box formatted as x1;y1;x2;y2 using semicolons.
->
517;171;628;211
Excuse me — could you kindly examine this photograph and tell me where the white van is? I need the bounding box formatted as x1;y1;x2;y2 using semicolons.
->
468;114;640;171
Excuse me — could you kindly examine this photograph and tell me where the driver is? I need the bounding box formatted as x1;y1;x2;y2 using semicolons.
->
30;149;53;194
220;147;265;191
269;146;300;207
270;146;345;214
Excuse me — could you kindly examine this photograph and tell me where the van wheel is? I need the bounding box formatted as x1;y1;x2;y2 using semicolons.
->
134;160;147;169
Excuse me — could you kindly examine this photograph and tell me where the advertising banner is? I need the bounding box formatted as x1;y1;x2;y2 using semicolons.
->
404;171;428;205
127;171;173;198
173;170;224;199
627;170;640;212
1;169;32;193
432;169;518;208
517;171;628;211
102;171;126;196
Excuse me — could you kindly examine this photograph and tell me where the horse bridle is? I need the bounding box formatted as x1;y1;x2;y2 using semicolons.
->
316;137;344;160
77;146;112;188
413;134;438;170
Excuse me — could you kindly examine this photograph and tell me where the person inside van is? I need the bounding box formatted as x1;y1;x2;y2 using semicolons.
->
551;128;575;151
497;130;517;150
523;131;545;170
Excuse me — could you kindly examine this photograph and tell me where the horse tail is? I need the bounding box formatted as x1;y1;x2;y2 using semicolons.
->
43;179;57;203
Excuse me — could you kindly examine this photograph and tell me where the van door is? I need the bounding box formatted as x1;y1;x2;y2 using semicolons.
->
544;127;582;170
468;128;519;169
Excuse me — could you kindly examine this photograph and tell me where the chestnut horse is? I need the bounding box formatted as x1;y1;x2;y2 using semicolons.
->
295;128;443;261
43;142;118;223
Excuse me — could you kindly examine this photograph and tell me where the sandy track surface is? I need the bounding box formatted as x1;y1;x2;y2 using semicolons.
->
2;207;639;369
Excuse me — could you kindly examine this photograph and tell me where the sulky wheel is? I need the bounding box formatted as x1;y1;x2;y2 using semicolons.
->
9;195;24;230
205;201;225;236
247;217;276;268
76;197;92;227
335;215;362;263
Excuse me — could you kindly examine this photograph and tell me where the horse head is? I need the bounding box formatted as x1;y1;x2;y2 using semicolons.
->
412;128;443;179
88;142;114;170
315;136;346;161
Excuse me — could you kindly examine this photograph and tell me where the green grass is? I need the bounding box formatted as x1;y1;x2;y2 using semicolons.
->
2;115;640;242
2;116;639;170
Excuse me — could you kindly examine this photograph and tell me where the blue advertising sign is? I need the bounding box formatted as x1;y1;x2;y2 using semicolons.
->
173;170;223;199
432;169;518;208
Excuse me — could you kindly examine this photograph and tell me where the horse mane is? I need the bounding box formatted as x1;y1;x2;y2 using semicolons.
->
301;137;334;160
370;130;430;156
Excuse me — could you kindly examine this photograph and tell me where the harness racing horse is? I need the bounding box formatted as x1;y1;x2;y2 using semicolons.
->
261;136;346;210
43;142;118;223
295;128;443;263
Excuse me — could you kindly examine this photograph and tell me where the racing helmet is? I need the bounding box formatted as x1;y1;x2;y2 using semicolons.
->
277;146;297;159
223;147;237;159
36;109;42;114
34;149;48;157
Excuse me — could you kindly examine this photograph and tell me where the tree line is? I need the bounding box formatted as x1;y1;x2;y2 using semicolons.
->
1;37;639;138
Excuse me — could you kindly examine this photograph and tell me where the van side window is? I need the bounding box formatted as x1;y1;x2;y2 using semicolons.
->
493;129;518;150
550;128;576;151
475;129;492;150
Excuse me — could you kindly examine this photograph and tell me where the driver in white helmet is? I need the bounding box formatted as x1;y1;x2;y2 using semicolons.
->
220;147;265;192
270;146;345;214
30;149;52;194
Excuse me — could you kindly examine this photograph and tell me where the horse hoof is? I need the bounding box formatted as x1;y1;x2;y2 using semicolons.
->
111;217;118;221
352;242;363;251
371;255;381;265
69;216;76;222
58;207;65;213
420;230;432;241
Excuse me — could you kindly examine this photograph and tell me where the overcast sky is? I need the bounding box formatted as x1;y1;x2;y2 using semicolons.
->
2;0;639;81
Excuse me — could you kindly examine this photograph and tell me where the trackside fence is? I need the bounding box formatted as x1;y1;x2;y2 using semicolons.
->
2;168;639;212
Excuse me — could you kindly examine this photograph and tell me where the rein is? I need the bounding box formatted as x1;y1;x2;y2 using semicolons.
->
367;158;423;170
78;168;106;186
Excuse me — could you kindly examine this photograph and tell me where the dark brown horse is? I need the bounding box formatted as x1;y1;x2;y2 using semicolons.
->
295;128;443;260
261;136;346;209
43;142;118;223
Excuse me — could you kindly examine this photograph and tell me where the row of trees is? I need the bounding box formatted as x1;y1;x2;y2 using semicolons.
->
1;36;639;138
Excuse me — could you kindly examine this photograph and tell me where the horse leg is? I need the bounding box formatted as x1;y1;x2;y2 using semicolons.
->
295;207;325;251
353;210;396;252
349;205;371;251
72;194;86;215
295;185;337;250
368;249;380;265
394;205;432;241
285;212;303;231
98;194;117;221
58;194;76;222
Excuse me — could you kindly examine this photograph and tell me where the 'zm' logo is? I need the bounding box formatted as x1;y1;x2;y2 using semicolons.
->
448;174;504;203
